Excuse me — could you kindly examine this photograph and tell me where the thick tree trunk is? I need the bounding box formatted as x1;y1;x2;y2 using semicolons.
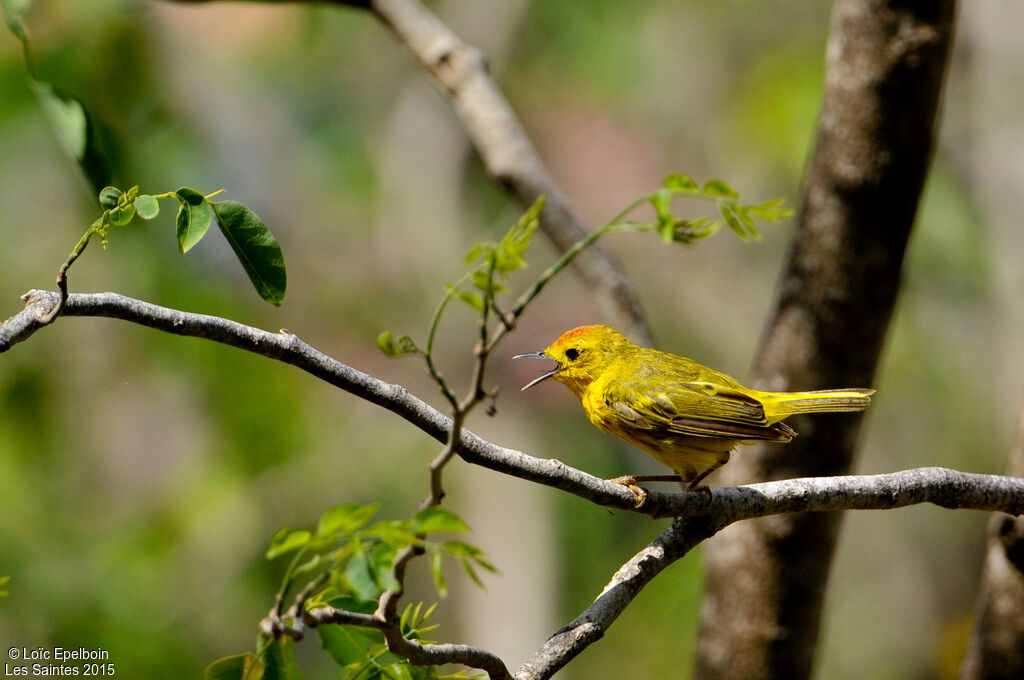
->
695;2;957;678
959;400;1024;680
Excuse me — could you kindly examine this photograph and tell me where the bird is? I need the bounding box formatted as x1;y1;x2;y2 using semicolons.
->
514;325;873;499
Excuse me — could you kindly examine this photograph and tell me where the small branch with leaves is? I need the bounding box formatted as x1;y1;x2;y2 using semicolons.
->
36;183;286;328
7;175;1020;680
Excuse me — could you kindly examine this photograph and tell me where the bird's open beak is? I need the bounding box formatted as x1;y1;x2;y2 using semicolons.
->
513;351;559;391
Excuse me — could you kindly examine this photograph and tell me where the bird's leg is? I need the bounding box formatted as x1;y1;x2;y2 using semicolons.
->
686;465;723;496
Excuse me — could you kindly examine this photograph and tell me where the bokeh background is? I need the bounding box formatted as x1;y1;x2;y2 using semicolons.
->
1;1;1023;678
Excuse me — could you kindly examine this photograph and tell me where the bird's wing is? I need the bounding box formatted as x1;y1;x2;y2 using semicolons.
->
603;379;795;441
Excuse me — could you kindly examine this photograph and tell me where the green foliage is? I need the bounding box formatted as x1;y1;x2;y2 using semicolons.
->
2;0;111;192
640;174;793;244
175;187;213;254
0;575;9;597
211;201;287;306
211;504;496;679
61;185;286;305
261;638;304;680
205;653;264;680
267;503;494;602
376;331;422;358
461;195;544;302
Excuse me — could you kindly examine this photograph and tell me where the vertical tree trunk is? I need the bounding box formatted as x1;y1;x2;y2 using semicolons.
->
959;399;1024;680
696;2;957;678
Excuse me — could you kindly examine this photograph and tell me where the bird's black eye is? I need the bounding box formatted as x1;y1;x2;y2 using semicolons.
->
565;348;580;361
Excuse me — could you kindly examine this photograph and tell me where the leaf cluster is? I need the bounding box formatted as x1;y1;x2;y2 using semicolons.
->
208;504;495;680
86;185;287;306
457;197;543;311
269;503;494;605
640;174;793;244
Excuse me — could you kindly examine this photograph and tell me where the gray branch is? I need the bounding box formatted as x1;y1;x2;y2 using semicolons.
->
332;0;653;344
5;290;1024;680
516;516;719;680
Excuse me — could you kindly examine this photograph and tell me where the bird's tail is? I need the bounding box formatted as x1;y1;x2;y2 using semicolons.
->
762;388;875;421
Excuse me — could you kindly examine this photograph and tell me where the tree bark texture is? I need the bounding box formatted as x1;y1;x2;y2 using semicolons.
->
959;399;1024;680
696;2;958;679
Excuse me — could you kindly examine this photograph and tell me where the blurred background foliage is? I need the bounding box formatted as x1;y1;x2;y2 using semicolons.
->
1;1;1023;678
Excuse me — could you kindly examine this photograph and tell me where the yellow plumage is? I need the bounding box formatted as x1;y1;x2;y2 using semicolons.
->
516;325;873;489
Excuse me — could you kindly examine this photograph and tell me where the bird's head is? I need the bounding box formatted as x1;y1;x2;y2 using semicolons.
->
514;325;630;397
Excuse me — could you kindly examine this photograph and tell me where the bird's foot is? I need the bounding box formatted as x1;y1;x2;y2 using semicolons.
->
687;484;713;498
606;475;648;508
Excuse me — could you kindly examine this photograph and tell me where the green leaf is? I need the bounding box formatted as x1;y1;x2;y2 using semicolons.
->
362;521;421;549
98;186;122;210
377;331;399;356
720;203;760;241
211;200;287;306
376;330;421;357
318;625;371;668
439;540;483;558
471;268;506;295
748;198;793;222
410;507;470;535
134;194;160;220
648;189;672;222
175;187;213;254
0;575;9;598
317;503;380;538
720;203;747;240
266;528;311;559
462;243;490;265
109;203;135;226
665;217;720;244
370;544;402;593
32;81;86;162
291;554;323;578
460;558;485;589
205;653;264;680
663;173;699;192
380;662;417;680
701;179;739;198
261;637;304;680
318;590;379;615
1;0;31;40
344;543;381;601
458;290;485;311
429;548;446;597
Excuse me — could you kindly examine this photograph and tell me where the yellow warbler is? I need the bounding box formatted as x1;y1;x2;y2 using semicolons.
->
515;325;873;492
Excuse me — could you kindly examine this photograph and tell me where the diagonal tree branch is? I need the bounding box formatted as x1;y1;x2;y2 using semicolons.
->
173;0;653;341
516;516;720;680
332;0;653;344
